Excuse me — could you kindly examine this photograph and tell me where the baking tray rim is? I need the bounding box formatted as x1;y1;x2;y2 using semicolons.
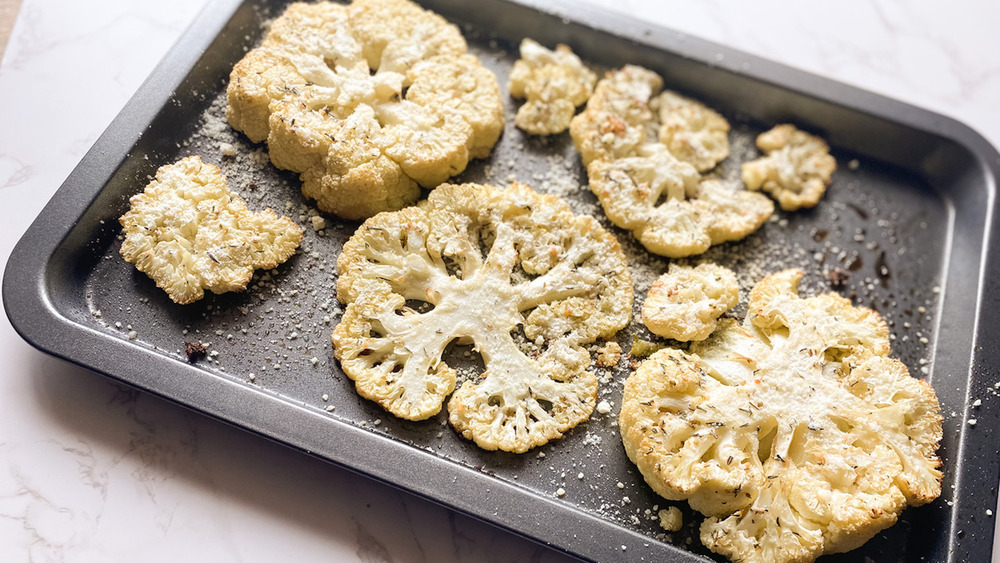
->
5;0;1000;561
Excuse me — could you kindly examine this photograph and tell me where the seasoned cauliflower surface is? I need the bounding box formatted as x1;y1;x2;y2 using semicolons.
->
655;90;731;173
508;38;597;135
742;124;837;211
333;182;632;453
619;269;942;563
226;0;504;220
641;263;738;341
570;66;773;257
119;156;303;304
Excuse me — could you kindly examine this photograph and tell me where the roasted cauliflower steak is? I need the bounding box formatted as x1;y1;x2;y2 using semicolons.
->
508;38;597;135
641;263;738;341
333;182;632;453
226;0;504;220
620;269;943;563
742;124;837;211
570;65;773;257
119;156;303;304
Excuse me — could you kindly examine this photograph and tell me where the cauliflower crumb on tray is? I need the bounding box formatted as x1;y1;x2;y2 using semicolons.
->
742;123;837;211
569;65;773;257
119;155;303;305
619;269;943;563
332;182;633;453
508;38;597;135
658;506;683;533
641;263;738;341
226;0;504;221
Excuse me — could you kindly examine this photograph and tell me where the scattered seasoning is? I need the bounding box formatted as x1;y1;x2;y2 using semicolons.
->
185;341;208;362
826;268;849;289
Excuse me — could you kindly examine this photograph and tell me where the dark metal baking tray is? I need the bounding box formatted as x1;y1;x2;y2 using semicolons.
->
5;0;1000;561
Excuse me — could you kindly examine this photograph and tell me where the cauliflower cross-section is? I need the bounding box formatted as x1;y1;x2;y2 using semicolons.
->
570;65;773;257
620;269;942;563
641;263;738;341
226;0;504;220
742;124;837;211
119;156;303;304
508;38;597;135
333;182;632;453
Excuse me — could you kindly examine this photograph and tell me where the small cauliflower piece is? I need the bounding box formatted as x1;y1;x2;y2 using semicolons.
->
642;263;738;341
508;38;597;135
654;90;730;172
333;182;632;453
571;65;771;257
587;145;773;257
596;341;623;368
742;124;837;211
658;507;683;533
619;269;943;563
226;0;503;220
119;156;303;304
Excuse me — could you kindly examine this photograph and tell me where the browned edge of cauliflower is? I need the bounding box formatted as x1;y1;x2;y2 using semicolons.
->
332;181;632;453
619;269;943;563
569;65;773;258
118;155;303;305
641;263;739;341
508;38;597;135
742;123;837;211
225;0;504;221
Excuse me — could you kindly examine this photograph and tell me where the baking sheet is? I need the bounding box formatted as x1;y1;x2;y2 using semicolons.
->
5;0;1000;561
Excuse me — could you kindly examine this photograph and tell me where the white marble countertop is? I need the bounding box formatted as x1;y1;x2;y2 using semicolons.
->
1;1;998;561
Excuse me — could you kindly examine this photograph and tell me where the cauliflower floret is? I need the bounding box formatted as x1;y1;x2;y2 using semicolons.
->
659;507;683;533
333;182;632;453
226;0;503;220
569;64;660;166
571;65;771;257
654;90;730;172
642;263;738;341
508;38;597;135
586;145;773;257
119;156;303;304
742;124;837;211
619;269;942;563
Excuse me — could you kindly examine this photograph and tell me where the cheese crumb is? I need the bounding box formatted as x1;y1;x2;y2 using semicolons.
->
596;400;613;415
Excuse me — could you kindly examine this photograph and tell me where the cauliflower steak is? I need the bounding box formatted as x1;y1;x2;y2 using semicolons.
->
226;0;504;220
620;269;942;563
570;65;773;257
333;182;632;453
119;156;303;304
